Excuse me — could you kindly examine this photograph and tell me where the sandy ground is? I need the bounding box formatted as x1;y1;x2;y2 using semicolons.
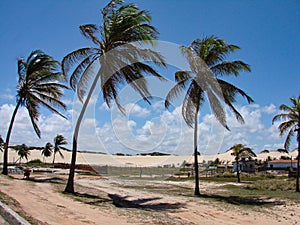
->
0;175;135;225
0;174;299;225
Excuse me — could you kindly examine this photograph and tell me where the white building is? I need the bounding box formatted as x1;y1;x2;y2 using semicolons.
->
268;160;298;169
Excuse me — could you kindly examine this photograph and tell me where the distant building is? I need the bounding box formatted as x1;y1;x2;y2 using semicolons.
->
268;160;297;170
217;164;233;169
232;159;255;173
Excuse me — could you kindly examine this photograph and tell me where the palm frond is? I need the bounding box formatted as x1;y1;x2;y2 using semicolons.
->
175;71;192;84
182;82;204;127
62;48;99;77
80;24;102;46
278;120;296;136
76;59;98;102
284;128;295;150
217;79;253;124
165;81;188;109
272;113;294;124
26;102;41;138
206;89;229;130
279;104;293;113
30;92;67;117
191;36;240;66
17;59;26;79
211;61;251;76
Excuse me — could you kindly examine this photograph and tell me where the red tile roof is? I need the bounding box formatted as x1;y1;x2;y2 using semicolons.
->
269;160;298;164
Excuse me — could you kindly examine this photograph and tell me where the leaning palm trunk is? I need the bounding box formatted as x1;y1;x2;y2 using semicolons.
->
64;69;100;193
2;100;21;175
193;110;200;196
63;1;166;193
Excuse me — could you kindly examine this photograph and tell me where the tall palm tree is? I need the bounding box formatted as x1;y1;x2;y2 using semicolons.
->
62;0;166;193
42;142;53;163
272;95;300;192
15;144;30;164
229;144;256;183
52;134;67;164
165;36;253;196
2;50;68;175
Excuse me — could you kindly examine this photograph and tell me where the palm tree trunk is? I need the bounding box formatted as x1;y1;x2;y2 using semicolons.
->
52;153;56;165
2;100;21;175
296;129;300;192
236;158;241;183
194;110;200;196
64;71;100;194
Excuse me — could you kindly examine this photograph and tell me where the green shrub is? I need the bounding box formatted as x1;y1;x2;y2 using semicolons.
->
27;159;42;164
246;178;295;191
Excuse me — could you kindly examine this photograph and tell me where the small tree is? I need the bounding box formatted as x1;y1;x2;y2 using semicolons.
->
211;158;221;166
260;149;269;153
53;135;67;164
42;142;53;163
15;144;30;164
229;144;256;183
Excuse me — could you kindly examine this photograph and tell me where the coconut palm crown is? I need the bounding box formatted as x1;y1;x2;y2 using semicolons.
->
62;0;166;193
165;36;253;196
15;144;30;164
42;142;53;161
53;134;67;164
2;50;68;175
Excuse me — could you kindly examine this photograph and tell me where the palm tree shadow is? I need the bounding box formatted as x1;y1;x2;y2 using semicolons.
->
74;192;111;205
25;177;65;184
108;193;185;211
200;194;284;206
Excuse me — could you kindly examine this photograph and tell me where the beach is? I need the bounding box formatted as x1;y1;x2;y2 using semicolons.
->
0;173;299;225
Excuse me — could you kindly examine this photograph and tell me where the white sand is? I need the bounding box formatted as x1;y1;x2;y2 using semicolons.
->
0;148;297;167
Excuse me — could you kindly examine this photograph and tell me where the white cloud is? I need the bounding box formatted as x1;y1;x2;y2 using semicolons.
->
99;102;110;111
151;100;165;112
0;103;72;148
0;94;14;100
125;103;150;118
0;100;294;156
262;104;277;114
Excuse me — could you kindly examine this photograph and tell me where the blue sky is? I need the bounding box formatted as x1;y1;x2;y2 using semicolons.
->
0;0;299;155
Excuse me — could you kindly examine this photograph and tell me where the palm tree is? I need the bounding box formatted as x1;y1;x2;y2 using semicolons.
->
272;95;300;192
52;134;67;164
42;142;53;163
62;0;166;193
15;144;30;164
229;144;256;183
2;50;68;175
165;36;253;196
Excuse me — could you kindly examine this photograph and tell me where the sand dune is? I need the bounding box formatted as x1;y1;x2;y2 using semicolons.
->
0;148;297;167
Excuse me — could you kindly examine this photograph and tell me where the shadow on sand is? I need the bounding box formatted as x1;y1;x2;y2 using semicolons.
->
108;193;185;211
74;192;112;205
200;193;284;206
23;176;65;184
